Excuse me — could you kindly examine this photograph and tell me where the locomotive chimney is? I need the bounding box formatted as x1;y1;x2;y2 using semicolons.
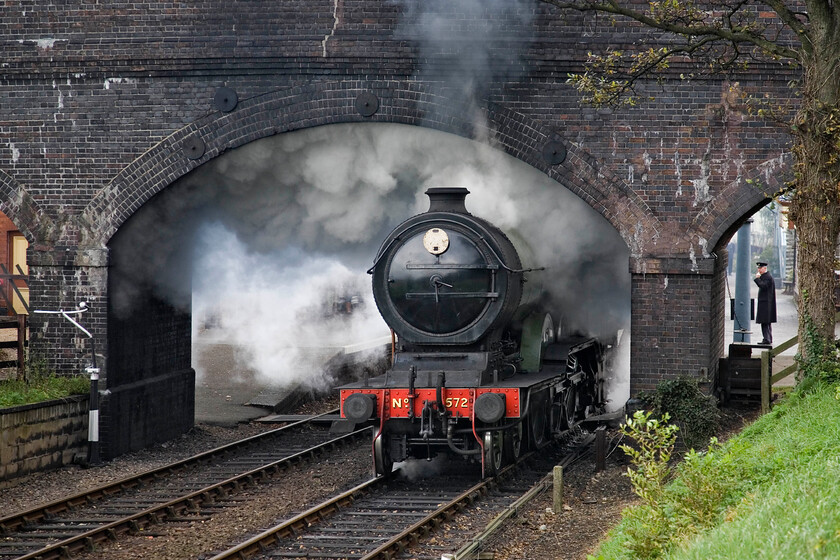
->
426;187;470;214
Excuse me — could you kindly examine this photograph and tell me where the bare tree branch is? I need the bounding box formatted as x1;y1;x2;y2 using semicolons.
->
542;0;840;362
541;0;801;60
763;0;811;52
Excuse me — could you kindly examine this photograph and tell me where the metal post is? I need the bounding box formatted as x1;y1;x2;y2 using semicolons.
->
87;366;101;464
734;221;753;343
773;203;786;284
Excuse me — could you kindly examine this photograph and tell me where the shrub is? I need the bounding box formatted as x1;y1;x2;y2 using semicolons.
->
639;376;720;450
617;410;679;559
598;412;741;559
593;380;840;560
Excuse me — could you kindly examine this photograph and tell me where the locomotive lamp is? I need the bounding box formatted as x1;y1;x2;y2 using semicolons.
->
343;393;376;423
341;186;608;477
474;392;506;423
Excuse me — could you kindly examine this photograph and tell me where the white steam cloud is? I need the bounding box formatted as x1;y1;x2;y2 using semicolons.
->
110;0;631;406
192;225;389;389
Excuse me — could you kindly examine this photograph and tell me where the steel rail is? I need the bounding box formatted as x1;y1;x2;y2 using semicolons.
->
207;477;385;560
206;428;599;560
10;428;370;560
359;473;500;560
0;409;339;535
354;432;597;560
2;418;370;560
208;454;526;560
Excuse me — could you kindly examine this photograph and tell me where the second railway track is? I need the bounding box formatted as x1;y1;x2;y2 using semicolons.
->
0;410;371;560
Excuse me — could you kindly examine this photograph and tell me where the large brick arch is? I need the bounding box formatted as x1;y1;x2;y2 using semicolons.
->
4;0;808;462
82;81;659;251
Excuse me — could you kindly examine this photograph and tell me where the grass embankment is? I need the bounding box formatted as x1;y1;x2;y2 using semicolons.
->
592;381;840;559
0;374;90;408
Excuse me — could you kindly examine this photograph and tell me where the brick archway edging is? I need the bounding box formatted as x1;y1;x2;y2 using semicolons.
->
81;80;661;254
690;152;794;253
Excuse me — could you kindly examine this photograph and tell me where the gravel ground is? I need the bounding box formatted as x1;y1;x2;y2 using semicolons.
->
75;444;373;560
1;401;761;559
1;398;376;560
478;440;638;559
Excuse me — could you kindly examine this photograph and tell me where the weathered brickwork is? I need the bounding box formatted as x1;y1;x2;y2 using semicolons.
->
630;253;729;394
0;396;89;484
0;2;793;457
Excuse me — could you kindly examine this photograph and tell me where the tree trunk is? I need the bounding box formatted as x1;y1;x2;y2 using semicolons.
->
789;50;840;363
790;186;840;361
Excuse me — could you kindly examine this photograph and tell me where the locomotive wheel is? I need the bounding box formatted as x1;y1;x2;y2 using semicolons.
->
484;430;504;477
373;433;393;476
563;385;578;429
529;396;549;448
503;422;523;462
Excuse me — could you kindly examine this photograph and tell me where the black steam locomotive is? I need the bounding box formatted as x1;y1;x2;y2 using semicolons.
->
339;187;607;477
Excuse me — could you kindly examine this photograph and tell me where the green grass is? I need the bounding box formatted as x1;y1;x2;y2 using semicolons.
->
591;382;840;559
0;374;90;408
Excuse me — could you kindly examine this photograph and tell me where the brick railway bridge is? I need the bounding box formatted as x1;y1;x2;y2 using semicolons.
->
1;2;794;458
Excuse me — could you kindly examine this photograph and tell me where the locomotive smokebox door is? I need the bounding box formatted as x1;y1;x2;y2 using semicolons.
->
369;187;526;345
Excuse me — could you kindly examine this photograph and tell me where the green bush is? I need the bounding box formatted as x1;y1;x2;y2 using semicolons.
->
592;379;840;560
639;376;720;450
593;413;747;559
616;410;679;559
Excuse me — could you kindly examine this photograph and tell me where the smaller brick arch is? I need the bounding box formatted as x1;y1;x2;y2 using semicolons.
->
687;152;793;253
82;80;660;252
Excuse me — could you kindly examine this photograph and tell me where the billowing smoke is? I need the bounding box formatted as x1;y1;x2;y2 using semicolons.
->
192;224;389;390
110;123;630;404
395;0;535;139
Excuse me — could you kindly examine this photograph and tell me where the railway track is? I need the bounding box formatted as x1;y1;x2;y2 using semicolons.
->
209;429;595;560
0;410;370;560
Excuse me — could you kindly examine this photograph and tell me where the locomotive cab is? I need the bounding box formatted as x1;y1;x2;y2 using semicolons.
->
338;187;606;477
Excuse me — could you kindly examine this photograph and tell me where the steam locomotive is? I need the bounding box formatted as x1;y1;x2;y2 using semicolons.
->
338;187;608;477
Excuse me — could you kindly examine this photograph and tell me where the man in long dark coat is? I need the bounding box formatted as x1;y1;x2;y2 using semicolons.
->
754;261;777;345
